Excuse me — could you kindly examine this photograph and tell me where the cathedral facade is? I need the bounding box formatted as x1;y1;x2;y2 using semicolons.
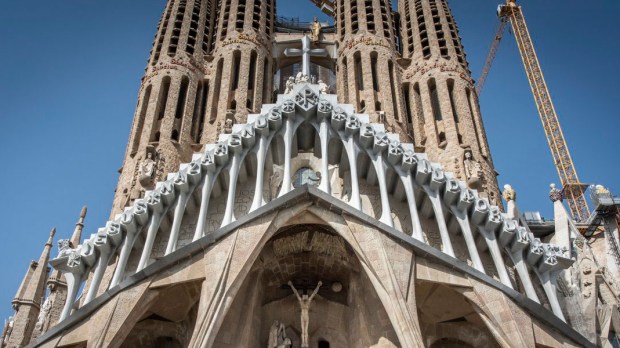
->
3;0;620;347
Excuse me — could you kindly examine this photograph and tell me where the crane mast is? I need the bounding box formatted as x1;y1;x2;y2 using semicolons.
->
494;0;590;222
476;17;508;95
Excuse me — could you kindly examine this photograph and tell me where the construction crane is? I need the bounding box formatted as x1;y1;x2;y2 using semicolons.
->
476;0;590;223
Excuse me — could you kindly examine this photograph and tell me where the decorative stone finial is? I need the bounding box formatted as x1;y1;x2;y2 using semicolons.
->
79;206;87;219
549;183;563;202
46;227;56;246
502;184;516;202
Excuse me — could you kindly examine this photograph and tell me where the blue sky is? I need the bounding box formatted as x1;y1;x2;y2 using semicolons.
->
0;1;618;322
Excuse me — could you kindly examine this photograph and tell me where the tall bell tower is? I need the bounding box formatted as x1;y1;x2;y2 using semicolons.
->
397;0;501;203
111;0;277;216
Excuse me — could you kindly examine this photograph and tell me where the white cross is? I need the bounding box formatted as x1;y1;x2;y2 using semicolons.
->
284;35;328;77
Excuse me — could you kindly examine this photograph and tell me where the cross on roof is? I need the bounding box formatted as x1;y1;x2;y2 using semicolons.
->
284;35;328;77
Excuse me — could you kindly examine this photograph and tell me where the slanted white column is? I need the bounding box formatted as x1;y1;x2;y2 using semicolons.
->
500;185;539;302
194;149;222;241
51;240;97;321
317;99;333;194
392;149;423;241
444;180;484;273
472;199;513;288
279;101;296;197
137;183;175;271
499;222;540;303
110;203;148;288
84;222;122;304
166;162;202;254
416;160;454;257
250;115;274;212
528;241;573;321
331;109;361;210
360;127;393;227
221;127;255;228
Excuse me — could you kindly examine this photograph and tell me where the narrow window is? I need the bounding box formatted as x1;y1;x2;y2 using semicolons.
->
262;57;270;103
131;85;152;155
231;51;241;90
210;59;223;123
402;83;413;127
248;51;257;90
370;53;379;92
192;80;209;143
428;78;441;121
175;77;190;119
354;52;363;91
447;79;462;144
342;57;349;103
318;340;330;348
466;88;485;154
158;78;171;121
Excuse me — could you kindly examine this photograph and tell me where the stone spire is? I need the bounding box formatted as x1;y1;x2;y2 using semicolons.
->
4;228;55;347
71;206;87;247
397;0;501;204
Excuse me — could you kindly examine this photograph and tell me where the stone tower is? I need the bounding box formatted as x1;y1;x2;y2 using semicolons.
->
111;0;276;216
334;0;407;136
397;0;501;203
3;229;55;347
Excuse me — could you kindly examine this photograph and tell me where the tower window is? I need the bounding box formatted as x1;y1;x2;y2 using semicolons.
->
231;51;241;90
175;77;190;119
370;53;379;92
428;78;442;121
318;340;330;348
131;85;152;155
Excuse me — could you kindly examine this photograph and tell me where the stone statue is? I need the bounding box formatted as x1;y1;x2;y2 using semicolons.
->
310;16;321;43
502;184;516;202
295;71;309;84
3;317;13;344
224;118;234;134
318;80;328;94
284;76;295;94
57;239;73;258
463;150;483;189
35;296;52;331
138;152;157;188
268;320;289;348
288;280;322;348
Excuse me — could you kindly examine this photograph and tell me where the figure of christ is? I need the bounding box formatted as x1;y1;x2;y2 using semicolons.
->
288;280;322;348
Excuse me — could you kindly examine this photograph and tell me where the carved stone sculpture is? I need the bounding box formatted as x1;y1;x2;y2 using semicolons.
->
288;280;322;348
138;152;157;188
34;296;52;331
268;320;289;348
503;184;516;202
310;16;321;42
463;149;483;190
224;118;234;134
318;80;328;94
549;183;563;202
284;77;295;94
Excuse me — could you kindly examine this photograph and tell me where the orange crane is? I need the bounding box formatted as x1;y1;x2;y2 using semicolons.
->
476;0;590;223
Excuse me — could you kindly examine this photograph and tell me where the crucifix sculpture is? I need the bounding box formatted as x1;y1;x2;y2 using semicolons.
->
288;280;322;348
284;35;328;78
